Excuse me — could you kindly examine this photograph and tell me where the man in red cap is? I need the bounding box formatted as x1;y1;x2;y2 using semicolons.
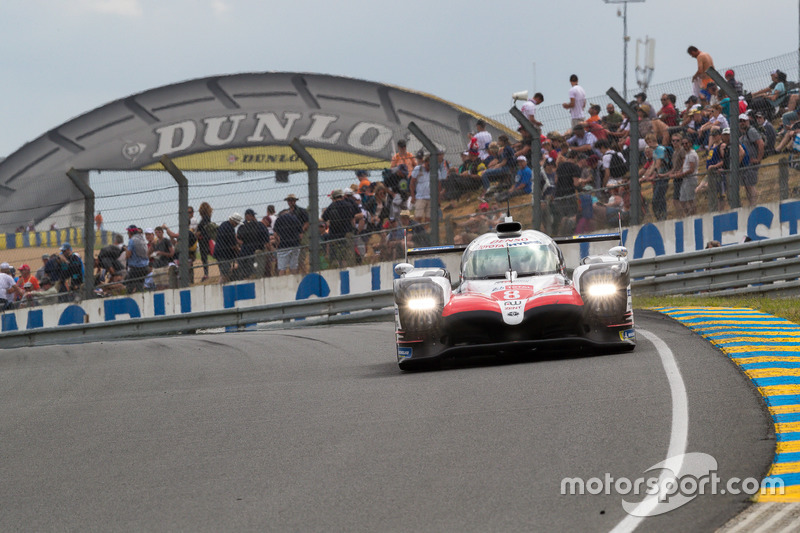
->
725;69;744;97
16;264;39;291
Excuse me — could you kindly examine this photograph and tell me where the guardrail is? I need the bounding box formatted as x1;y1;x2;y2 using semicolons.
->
1;290;394;349
630;234;800;297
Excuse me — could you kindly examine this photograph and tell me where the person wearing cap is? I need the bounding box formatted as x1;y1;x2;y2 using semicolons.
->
639;133;671;222
398;209;429;248
0;263;22;309
634;93;657;119
724;69;744;97
213;213;243;283
322;189;359;268
56;242;84;295
478;135;514;197
563;74;586;127
36;253;52;284
237;208;270;279
716;128;746;206
496;156;533;203
284;193;310;273
391;139;417;178
16;264;39;291
687;46;714;99
27;275;59;307
751;70;788;120
273;204;304;275
737;113;764;207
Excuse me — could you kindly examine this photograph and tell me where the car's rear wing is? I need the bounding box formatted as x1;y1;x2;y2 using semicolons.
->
553;232;622;245
406;245;468;257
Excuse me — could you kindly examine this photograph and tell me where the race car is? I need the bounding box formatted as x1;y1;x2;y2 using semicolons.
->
393;218;635;370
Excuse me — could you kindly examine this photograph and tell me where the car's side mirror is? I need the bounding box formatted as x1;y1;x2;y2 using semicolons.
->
609;246;628;259
394;263;414;277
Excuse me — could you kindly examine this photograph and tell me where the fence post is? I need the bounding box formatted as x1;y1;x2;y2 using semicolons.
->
780;157;790;200
509;106;541;230
65;168;95;299
706;67;740;209
606;88;641;226
407;122;440;245
289;139;320;272
159;155;190;288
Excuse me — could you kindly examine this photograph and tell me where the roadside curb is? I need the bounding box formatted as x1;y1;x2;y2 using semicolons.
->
656;306;800;503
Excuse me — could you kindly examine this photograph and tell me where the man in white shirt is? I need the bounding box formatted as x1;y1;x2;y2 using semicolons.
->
471;120;493;162
563;74;586;127
0;262;22;309
675;137;699;216
521;93;544;128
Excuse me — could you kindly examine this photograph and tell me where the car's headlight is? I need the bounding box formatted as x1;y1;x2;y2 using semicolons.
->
407;297;437;311
587;283;618;297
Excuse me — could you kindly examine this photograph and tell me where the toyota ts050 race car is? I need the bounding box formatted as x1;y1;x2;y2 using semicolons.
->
393;218;634;370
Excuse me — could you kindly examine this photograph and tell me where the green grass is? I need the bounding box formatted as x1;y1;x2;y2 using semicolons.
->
634;295;800;325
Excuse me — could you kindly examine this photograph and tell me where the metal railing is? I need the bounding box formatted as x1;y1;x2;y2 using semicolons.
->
630;233;800;297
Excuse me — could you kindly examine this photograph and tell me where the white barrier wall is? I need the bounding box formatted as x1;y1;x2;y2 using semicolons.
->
2;199;799;333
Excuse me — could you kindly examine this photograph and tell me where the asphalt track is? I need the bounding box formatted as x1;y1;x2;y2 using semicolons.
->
0;311;775;532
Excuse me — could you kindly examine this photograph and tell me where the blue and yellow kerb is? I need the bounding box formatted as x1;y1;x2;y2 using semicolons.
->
658;306;800;502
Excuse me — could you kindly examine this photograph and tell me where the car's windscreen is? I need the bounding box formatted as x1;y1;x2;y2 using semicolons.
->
462;243;560;279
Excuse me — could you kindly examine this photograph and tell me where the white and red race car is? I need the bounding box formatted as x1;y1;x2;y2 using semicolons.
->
393;218;635;370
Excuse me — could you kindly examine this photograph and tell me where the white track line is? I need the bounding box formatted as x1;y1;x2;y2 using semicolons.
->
724;503;777;533
775;508;800;533
752;504;799;533
609;329;689;533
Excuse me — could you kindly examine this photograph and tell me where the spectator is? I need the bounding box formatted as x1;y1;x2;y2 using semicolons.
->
188;205;199;232
94;212;103;232
751;70;787;120
391;139;417;175
151;226;174;269
635;93;657;119
586;104;602;124
27;276;59;306
382;217;405;261
480;135;515;195
657;94;679;127
355;169;371;191
322;189;358;268
685;108;707;147
719;127;747;205
35;254;50;285
593;179;625;228
596;139;627;187
674;136;699;216
273;207;303;275
638;105;671;147
699;104;729;141
195;202;214;282
285;193;310;274
552;151;582;235
496;156;533;202
262;204;277;235
410;155;435;224
0;263;22;309
566;123;598;156
725;69;744;97
97;234;126;285
16;264;39;291
603;104;624;132
521;93;544;128
562;74;586;127
214;213;243;282
697;127;725;204
688;45;715;100
470;119;493;162
454;149;486;197
754;112;777;156
238;208;270;279
640;134;670;221
56;242;84;295
667;133;687;214
398;210;429;248
738;113;764;206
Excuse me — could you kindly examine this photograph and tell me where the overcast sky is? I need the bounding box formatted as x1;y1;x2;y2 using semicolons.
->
1;0;797;157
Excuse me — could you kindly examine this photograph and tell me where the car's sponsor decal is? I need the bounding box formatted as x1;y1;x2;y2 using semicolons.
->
397;347;412;361
620;329;636;341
